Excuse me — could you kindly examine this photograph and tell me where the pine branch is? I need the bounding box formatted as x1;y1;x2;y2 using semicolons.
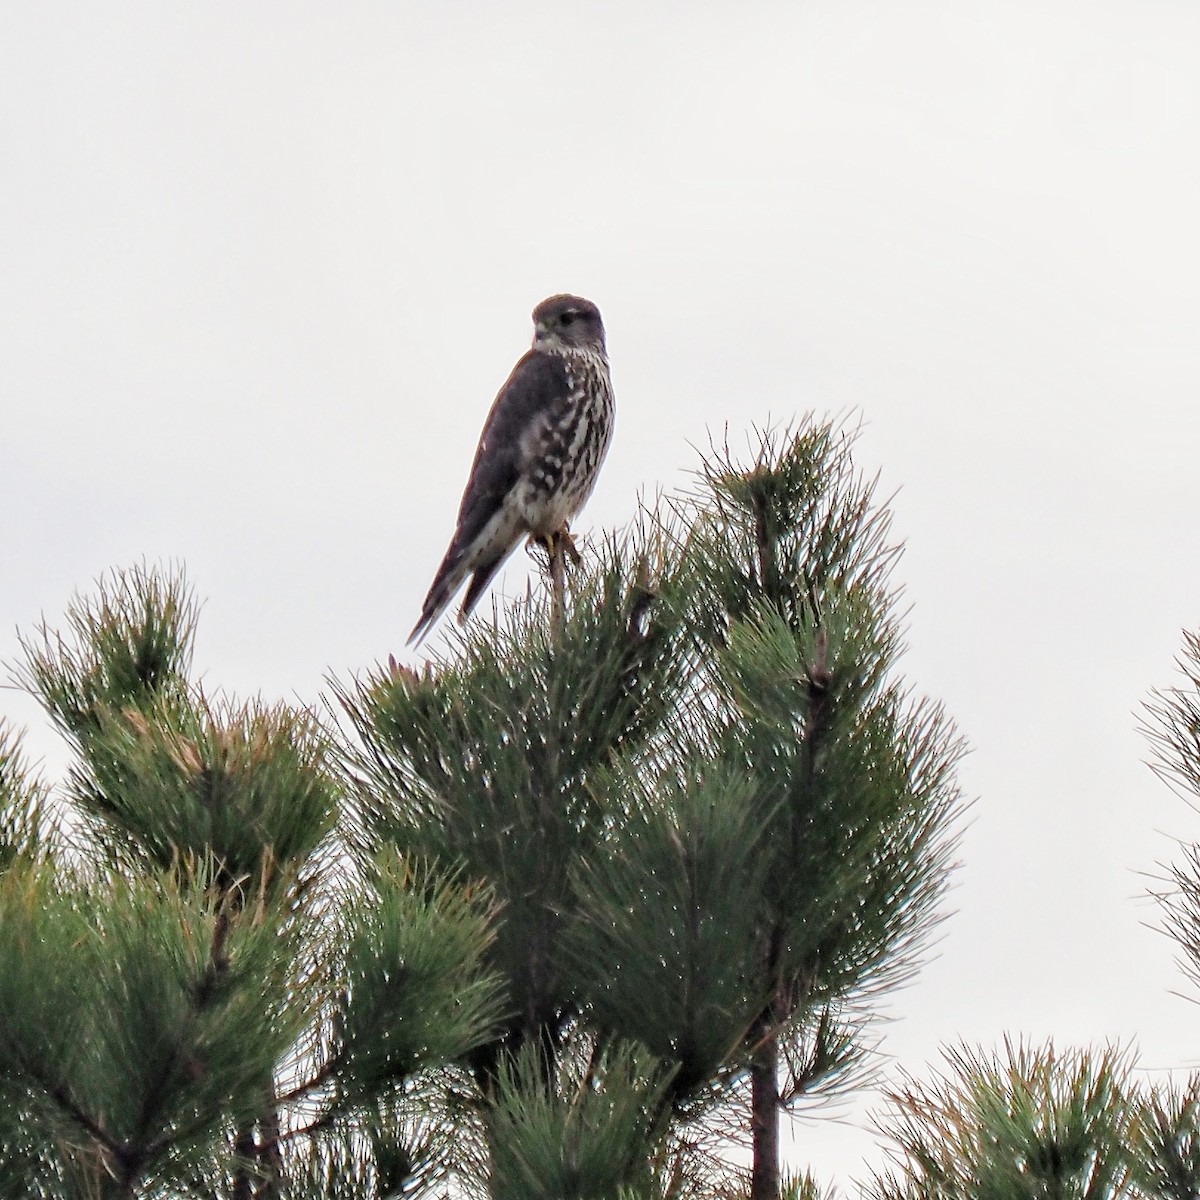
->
870;1039;1136;1200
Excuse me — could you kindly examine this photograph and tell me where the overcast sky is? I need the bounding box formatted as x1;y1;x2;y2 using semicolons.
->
3;1;1199;1187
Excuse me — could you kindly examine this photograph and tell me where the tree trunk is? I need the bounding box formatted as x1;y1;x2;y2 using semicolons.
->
749;1032;780;1200
231;1123;256;1200
230;1107;282;1200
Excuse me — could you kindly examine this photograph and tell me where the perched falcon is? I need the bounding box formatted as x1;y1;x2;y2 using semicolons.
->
408;294;615;645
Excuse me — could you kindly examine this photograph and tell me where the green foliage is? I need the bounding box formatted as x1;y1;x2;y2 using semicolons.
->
1;565;508;1199
677;422;899;652
871;1039;1136;1200
334;853;507;1101
2;414;972;1198
1144;631;1200;996
272;851;507;1198
1136;635;1200;1200
866;625;1200;1200
679;424;963;992
713;605;963;1002
565;759;768;1098
0;856;307;1194
1143;631;1200;804
589;425;963;1119
278;1091;481;1200
486;1039;675;1200
337;528;693;1052
15;562;198;744
0;722;53;869
1128;1075;1200;1200
780;1175;840;1200
15;565;340;882
71;694;341;880
336;417;966;1196
340;528;686;856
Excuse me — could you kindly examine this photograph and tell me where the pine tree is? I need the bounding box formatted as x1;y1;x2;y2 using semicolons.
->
1129;1075;1200;1200
339;418;967;1199
1144;630;1200;1012
865;1039;1200;1200
1133;629;1200;1200
0;565;505;1198
868;1039;1137;1200
855;628;1200;1200
2;417;967;1198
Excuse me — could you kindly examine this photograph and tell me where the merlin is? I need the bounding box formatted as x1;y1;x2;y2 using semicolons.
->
408;294;615;644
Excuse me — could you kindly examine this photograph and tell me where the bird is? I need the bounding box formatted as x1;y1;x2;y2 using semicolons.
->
408;294;615;645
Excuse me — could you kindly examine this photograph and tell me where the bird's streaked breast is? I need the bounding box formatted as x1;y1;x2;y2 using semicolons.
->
515;347;614;535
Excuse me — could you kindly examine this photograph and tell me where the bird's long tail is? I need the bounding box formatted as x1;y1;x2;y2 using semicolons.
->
407;545;515;647
407;551;470;646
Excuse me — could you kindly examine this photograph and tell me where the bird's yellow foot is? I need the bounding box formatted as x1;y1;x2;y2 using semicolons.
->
556;526;581;565
526;525;581;565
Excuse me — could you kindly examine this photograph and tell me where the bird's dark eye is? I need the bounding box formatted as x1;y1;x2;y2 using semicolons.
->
559;311;577;327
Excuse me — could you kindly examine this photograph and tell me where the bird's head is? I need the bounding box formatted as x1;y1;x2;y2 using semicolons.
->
531;294;606;355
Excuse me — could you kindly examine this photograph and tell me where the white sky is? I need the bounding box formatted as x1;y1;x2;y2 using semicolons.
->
3;1;1199;1189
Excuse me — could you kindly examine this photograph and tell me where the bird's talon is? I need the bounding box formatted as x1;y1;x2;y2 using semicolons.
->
559;529;582;566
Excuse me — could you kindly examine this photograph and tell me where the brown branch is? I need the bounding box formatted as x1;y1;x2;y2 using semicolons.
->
231;1123;256;1200
43;1077;123;1162
749;1037;780;1200
549;537;566;641
0;1039;136;1197
749;629;833;1200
